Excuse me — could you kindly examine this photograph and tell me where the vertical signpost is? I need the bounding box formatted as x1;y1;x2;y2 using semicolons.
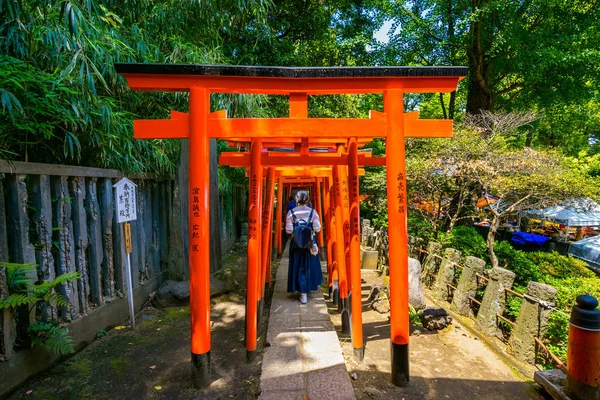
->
113;177;138;329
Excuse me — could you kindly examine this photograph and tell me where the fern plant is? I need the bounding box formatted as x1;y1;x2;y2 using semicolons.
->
28;322;75;356
0;262;79;356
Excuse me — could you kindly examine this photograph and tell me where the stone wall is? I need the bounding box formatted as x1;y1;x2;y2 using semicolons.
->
0;162;173;396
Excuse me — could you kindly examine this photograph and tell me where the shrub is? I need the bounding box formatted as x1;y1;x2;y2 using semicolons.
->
529;251;595;280
494;241;542;286
441;226;489;260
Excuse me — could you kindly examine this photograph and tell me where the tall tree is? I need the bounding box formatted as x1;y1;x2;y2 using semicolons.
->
372;0;600;116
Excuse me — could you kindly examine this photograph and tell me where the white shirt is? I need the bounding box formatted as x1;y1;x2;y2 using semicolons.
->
286;205;321;234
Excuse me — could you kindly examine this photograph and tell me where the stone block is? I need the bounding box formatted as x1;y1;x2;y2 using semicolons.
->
408;257;426;310
420;307;452;330
433;248;461;301
476;267;516;336
421;241;443;286
451;256;486;317
260;344;305;392
360;247;378;270
306;364;356;400
508;281;557;364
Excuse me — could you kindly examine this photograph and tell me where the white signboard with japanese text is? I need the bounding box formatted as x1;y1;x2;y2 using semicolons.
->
113;177;138;223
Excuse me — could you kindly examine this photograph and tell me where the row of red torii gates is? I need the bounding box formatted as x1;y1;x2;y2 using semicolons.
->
115;64;468;389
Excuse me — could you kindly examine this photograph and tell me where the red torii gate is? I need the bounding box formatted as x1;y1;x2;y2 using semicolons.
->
115;63;467;388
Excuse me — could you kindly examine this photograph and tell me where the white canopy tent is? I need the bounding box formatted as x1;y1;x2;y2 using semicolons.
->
521;198;600;240
568;235;600;272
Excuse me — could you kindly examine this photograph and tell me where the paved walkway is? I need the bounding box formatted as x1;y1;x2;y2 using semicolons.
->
259;244;355;400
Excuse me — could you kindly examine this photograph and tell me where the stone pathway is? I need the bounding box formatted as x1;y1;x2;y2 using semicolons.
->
259;244;355;400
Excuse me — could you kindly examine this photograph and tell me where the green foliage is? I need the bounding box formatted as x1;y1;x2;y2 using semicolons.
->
492;241;542;286
28;322;75;356
0;262;79;356
407;213;435;242
2;262;37;290
409;305;422;326
529;252;594;280
440;226;488;260
96;329;107;340
0;293;39;309
359;168;387;227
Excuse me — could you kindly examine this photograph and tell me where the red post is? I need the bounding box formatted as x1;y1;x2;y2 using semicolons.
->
314;177;325;251
276;177;284;255
339;165;352;303
333;164;350;334
246;138;263;359
385;89;410;386
262;168;276;292
347;137;364;361
189;87;211;388
324;176;334;296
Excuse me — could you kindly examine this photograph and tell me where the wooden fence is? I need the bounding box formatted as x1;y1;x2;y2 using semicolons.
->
0;161;173;362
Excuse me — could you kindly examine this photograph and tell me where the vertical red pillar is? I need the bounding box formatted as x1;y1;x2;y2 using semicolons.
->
246;138;263;360
333;164;350;334
385;89;410;386
314;177;325;251
189;87;211;388
262;168;276;292
327;174;340;305
276;177;284;256
347;137;364;361
323;176;333;296
339;165;352;303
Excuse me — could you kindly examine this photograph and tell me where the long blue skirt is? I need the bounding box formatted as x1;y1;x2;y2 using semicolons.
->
287;240;323;293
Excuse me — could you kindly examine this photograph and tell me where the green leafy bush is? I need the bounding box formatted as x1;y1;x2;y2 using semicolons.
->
529;252;594;280
441;226;489;260
494;241;542;285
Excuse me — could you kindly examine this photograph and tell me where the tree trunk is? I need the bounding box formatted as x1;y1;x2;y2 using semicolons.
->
465;3;495;114
466;71;494;113
448;91;456;119
487;215;500;268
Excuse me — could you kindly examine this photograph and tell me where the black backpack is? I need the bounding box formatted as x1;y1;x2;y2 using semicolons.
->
290;208;314;249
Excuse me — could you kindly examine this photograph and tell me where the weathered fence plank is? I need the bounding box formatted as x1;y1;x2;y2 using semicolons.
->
143;182;154;278
112;198;126;295
5;175;36;266
85;178;103;306
52;176;79;321
0;174;8;263
70;177;89;313
6;174;38;333
99;179;115;299
135;180;148;283
129;214;141;288
0;173;14;361
30;175;57;321
151;182;161;276
158;181;169;268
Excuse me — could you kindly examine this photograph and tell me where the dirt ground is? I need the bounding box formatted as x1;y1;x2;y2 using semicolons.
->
8;245;272;400
327;270;548;400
